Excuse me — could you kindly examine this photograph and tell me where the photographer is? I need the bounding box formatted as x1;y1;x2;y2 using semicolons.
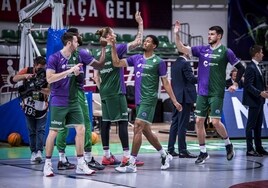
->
13;56;49;164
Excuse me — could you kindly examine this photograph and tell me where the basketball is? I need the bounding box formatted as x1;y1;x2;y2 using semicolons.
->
8;132;22;146
91;132;99;145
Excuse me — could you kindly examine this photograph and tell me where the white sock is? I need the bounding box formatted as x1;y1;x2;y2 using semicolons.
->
45;158;51;164
123;150;130;158
84;152;92;162
224;137;231;146
77;156;85;165
200;145;206;153
129;155;136;164
59;152;66;163
158;148;167;157
104;149;111;158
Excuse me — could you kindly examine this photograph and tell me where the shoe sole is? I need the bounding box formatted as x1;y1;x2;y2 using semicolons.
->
44;173;54;177
135;163;144;167
30;160;37;164
58;166;76;170
115;167;137;173
227;151;235;161
88;165;105;170
76;169;96;175
102;163;121;166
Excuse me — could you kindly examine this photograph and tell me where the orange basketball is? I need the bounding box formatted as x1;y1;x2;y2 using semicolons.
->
91;132;99;145
8;132;22;146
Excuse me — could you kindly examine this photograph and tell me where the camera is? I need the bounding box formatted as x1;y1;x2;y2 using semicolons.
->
18;68;47;98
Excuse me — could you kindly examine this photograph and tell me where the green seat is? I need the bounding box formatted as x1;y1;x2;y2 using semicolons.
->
157;35;169;43
82;32;95;45
31;31;43;39
38;47;47;57
1;29;19;43
122;34;134;43
31;30;46;44
115;33;124;43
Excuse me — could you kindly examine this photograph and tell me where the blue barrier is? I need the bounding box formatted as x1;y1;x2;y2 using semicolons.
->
0;92;93;144
223;90;268;138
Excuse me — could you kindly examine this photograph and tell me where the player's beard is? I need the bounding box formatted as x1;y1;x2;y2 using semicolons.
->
208;38;217;45
70;44;77;52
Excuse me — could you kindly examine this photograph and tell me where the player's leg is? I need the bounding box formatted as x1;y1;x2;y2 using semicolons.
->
68;102;95;175
43;106;66;177
209;96;234;161
195;96;210;164
78;90;104;170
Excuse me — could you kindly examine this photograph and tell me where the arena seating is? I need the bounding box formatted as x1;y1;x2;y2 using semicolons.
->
0;28;181;59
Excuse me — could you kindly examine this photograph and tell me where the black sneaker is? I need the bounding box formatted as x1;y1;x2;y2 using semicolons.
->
87;157;105;170
195;152;209;165
57;157;76;170
226;143;235;161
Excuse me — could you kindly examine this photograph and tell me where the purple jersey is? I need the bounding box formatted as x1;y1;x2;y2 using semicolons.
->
47;51;79;106
191;45;240;97
127;54;167;105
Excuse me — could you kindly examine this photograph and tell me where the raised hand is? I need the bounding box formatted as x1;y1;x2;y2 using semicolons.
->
135;11;143;25
174;20;181;34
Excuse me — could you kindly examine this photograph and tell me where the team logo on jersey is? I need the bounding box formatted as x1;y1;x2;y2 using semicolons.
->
141;112;147;118
61;64;66;69
203;60;209;67
73;56;77;61
215;109;221;114
153;58;157;62
218;49;222;53
136;71;141;77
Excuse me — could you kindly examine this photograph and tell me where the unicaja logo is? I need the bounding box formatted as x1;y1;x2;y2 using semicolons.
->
51;120;62;125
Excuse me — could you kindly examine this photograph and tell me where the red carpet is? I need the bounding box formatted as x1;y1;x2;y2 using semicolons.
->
230;180;268;188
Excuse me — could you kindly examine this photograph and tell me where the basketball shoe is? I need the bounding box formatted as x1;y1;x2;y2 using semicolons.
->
160;152;173;170
30;152;37;164
35;150;43;163
102;155;121;165
87;157;105;170
57;157;76;170
226;143;235;161
195;152;210;165
115;160;137;173
76;161;95;175
121;156;144;166
43;162;54;177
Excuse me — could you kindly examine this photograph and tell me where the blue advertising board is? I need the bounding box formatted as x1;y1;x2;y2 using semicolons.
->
223;90;268;138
